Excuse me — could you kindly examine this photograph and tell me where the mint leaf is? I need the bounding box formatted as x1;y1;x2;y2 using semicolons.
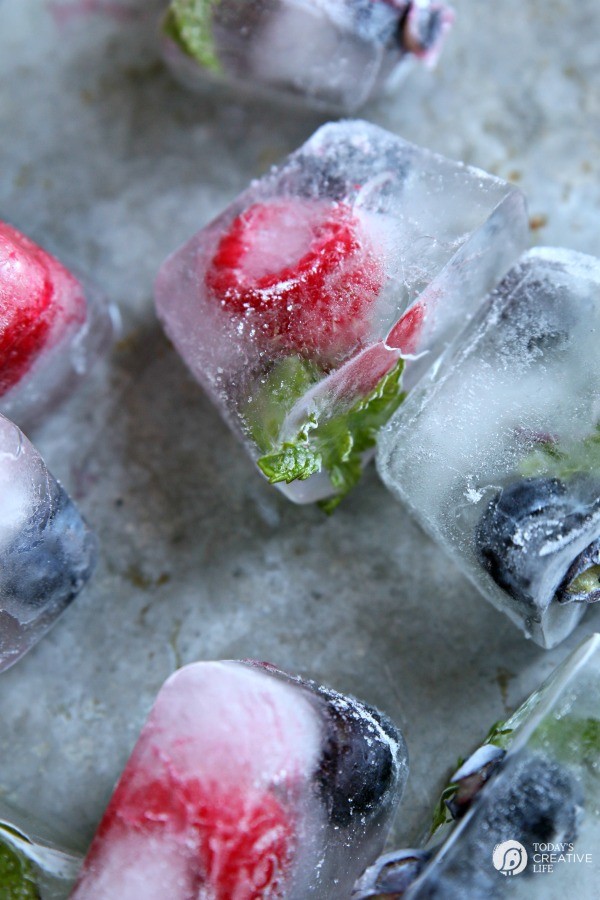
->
0;839;39;899
244;356;323;455
163;0;222;74
531;715;600;767
430;783;459;835
255;357;406;510
520;424;600;480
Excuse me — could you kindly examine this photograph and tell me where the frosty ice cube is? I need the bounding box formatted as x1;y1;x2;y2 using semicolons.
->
70;659;407;899
0;414;97;671
161;0;454;113
378;247;600;647
0;800;82;899
155;120;528;508
354;632;600;897
0;221;118;427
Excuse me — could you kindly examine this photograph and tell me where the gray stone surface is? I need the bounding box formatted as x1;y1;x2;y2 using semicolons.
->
0;0;599;857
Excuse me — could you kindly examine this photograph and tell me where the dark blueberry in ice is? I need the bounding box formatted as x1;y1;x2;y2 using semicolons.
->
316;688;402;827
496;270;574;359
406;754;582;899
446;744;505;821
483;754;582;850
476;476;600;608
0;480;97;612
282;154;349;202
353;848;433;898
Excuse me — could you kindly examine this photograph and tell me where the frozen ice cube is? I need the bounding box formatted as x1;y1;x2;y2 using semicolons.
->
377;247;600;647
70;659;407;899
0;800;82;899
0;414;97;671
161;0;454;113
155;119;528;508
0;221;119;428
361;632;600;898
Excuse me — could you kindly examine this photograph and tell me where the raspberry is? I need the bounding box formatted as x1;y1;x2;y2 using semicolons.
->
0;223;85;396
94;764;295;900
387;301;425;354
206;198;384;365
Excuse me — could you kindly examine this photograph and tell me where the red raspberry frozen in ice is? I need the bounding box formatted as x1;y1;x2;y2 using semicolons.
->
0;222;86;396
206;197;385;364
85;765;295;900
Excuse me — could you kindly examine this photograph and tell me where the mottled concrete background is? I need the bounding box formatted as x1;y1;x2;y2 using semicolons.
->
0;0;599;851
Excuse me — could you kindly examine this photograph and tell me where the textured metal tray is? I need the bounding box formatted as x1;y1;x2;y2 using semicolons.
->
1;0;599;856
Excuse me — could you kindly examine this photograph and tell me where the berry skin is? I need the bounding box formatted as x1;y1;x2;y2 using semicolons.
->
206;198;384;365
88;764;294;900
317;690;401;827
0;223;85;397
387;300;425;354
476;476;600;609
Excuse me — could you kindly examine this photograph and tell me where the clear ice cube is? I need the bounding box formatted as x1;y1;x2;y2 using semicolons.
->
371;632;600;898
0;222;119;428
155;120;528;507
377;247;600;647
0;414;97;671
70;659;407;899
161;0;454;113
0;800;82;899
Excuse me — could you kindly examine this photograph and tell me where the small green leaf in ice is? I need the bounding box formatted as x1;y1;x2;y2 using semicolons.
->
0;839;39;900
429;782;460;836
520;423;600;481
163;0;222;74
253;356;406;511
531;715;600;768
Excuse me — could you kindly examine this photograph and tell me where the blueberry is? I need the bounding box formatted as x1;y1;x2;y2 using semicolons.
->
0;480;97;612
409;754;582;899
316;688;403;827
476;476;600;609
483;754;582;850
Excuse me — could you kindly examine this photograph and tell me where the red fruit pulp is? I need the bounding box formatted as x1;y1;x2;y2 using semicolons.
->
92;766;295;900
0;223;57;396
387;301;425;354
206;197;384;365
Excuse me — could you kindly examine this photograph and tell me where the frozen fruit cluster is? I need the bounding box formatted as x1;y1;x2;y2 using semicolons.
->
71;660;407;900
161;0;454;113
354;633;600;898
156;119;527;510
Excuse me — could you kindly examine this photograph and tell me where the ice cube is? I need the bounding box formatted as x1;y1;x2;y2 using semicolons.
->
155;120;528;507
0;221;119;428
358;632;600;898
161;0;454;113
0;800;82;899
378;247;600;647
0;414;97;671
70;659;407;899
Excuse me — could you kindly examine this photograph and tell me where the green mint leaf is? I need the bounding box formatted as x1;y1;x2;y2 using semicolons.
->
256;356;406;509
244;357;323;455
430;783;460;836
257;441;322;484
0;839;40;900
520;424;600;480
531;715;600;767
163;0;222;74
